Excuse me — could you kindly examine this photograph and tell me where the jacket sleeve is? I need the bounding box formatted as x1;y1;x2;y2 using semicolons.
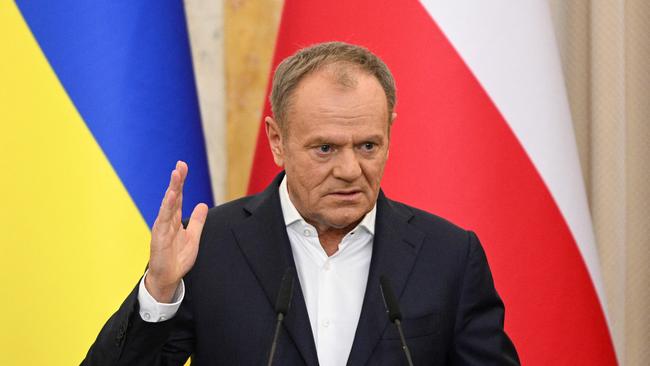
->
450;231;520;366
80;278;194;366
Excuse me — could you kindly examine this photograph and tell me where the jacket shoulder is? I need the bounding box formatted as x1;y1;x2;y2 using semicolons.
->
388;199;469;233
384;198;475;253
204;195;253;223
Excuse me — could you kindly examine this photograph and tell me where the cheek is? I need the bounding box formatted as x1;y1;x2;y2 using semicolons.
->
290;164;328;195
297;157;333;183
361;159;387;186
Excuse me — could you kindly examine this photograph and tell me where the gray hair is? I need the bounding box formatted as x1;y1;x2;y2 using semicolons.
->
270;41;396;132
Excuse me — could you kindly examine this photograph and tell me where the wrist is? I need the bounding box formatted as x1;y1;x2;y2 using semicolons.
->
144;273;180;303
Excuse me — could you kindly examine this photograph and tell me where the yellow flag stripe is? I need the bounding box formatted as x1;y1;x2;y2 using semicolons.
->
0;2;150;364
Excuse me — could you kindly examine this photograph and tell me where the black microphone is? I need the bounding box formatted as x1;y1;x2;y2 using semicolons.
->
267;268;295;366
380;275;414;366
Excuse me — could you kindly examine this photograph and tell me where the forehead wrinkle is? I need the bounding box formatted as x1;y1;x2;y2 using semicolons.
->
309;107;380;122
284;67;389;140
306;90;388;122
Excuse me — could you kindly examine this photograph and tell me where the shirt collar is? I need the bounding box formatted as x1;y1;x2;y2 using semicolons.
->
278;175;376;235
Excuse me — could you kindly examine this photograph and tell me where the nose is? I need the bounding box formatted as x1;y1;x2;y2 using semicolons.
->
332;148;362;181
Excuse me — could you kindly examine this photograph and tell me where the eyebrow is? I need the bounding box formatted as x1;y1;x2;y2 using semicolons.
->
305;134;385;145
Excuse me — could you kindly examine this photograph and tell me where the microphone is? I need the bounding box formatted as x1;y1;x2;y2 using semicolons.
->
267;268;295;366
380;275;414;366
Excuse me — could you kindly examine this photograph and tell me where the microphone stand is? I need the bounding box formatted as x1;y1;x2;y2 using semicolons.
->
267;312;285;366
266;268;294;366
394;318;414;366
380;275;415;366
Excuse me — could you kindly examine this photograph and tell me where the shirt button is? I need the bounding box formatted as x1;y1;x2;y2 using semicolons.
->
323;262;331;271
322;320;330;328
159;316;166;321
303;229;311;237
143;312;151;320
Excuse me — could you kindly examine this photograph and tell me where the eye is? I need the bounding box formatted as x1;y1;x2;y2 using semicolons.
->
361;142;376;151
318;144;332;153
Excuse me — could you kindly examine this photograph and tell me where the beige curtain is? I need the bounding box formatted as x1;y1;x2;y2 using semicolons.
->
550;1;650;364
187;0;649;364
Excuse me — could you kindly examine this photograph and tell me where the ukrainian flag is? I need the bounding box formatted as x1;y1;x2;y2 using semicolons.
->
0;1;213;364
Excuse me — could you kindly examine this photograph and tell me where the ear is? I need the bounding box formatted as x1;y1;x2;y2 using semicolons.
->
265;116;285;167
387;112;397;158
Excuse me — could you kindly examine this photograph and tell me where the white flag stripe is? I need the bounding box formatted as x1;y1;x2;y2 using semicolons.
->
419;0;608;315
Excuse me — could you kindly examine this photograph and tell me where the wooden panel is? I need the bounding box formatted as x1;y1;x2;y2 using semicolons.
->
225;0;284;200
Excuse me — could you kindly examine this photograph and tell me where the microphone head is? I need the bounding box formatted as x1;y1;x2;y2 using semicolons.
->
379;275;402;322
275;268;295;315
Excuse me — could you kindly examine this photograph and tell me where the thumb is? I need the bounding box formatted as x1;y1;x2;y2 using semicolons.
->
186;203;208;242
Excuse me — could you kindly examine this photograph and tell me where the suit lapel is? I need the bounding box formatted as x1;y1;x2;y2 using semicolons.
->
347;193;425;366
230;174;319;366
230;177;423;366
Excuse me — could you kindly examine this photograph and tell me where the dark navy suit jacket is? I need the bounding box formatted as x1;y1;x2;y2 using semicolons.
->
82;173;519;365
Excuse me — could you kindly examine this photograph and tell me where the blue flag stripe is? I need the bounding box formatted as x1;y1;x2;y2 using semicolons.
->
16;0;214;227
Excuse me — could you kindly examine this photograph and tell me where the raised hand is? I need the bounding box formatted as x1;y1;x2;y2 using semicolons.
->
145;161;208;303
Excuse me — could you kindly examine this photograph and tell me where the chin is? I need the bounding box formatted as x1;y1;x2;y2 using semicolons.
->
325;210;366;229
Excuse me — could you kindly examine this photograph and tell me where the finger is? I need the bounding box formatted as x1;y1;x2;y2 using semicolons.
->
170;192;184;228
174;161;188;197
171;208;182;232
156;169;181;226
169;162;184;195
185;203;208;243
171;161;188;215
177;160;188;185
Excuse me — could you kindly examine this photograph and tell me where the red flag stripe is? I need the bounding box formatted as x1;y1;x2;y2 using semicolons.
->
420;0;607;313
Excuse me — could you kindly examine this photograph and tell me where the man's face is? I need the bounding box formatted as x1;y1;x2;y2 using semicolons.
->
266;67;393;233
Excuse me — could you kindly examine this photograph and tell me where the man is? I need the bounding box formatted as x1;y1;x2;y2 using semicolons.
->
83;42;519;365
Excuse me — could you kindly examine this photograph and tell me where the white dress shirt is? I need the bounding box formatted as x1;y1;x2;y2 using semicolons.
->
279;177;375;366
138;176;375;366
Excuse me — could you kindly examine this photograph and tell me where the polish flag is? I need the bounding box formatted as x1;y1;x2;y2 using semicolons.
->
248;1;617;364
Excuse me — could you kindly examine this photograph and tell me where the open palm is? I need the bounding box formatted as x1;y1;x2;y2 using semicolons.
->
145;161;208;303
